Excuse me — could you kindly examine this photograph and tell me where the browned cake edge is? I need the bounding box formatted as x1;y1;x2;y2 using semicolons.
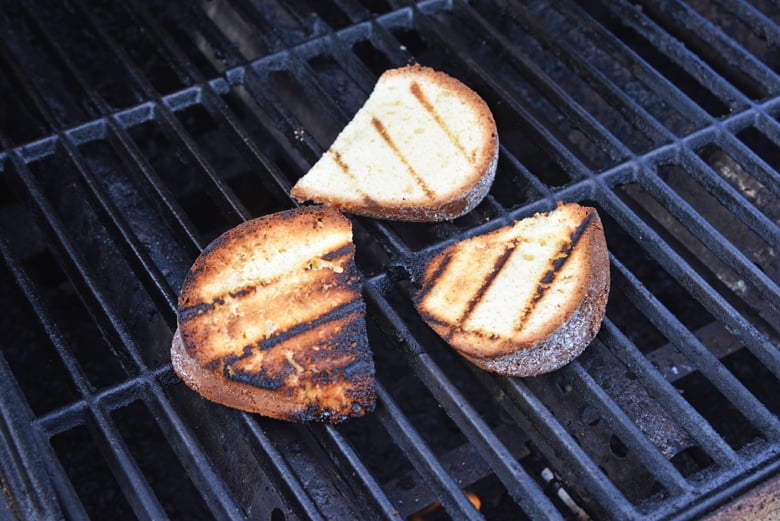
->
416;205;610;377
290;64;499;222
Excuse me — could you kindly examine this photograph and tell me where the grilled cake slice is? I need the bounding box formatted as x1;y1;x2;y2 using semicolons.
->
290;65;498;222
172;206;375;423
414;203;609;377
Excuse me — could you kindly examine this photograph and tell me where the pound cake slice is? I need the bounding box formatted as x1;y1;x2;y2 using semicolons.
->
290;65;498;222
414;203;609;377
172;206;375;423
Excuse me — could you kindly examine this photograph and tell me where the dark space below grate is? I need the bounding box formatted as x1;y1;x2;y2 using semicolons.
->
1;0;780;520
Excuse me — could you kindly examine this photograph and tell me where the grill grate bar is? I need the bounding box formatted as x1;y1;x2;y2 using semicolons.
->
414;353;568;520
8;152;150;372
2;164;243;520
455;1;635;161
601;0;750;109
0;355;65;521
598;315;740;467
553;0;713;129
497;375;638;520
642;0;780;93
599;180;780;379
58;133;179;321
727;113;780;200
142;390;247;521
612;252;780;442
105;117;208;253
153;104;252;221
34;366;170;438
638;166;780;311
678;146;780;251
564;361;692;495
365;279;565;520
88;406;170;521
0;231;93;398
710;0;780;45
36;0;256;229
0;36;71;135
4;112;246;521
486;0;674;149
1;1;778;519
238;416;336;521
321;424;403;521
4;2;208;255
374;382;485;520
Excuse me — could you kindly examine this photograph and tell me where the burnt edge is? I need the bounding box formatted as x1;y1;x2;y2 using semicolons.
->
515;210;596;333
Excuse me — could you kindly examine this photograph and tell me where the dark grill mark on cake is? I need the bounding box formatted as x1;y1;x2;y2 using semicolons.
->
459;241;518;325
321;243;353;261
409;82;471;163
329;149;380;206
178;297;224;321
370;116;435;200
515;212;595;331
416;250;454;303
220;303;366;389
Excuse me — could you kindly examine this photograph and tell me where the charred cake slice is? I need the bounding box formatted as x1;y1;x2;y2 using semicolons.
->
414;203;610;377
291;65;498;222
172;206;375;423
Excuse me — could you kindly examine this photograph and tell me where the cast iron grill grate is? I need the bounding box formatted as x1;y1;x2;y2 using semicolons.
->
0;0;779;520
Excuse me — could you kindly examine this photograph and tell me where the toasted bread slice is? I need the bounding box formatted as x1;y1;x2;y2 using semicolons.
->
414;203;609;376
172;206;375;423
290;65;498;222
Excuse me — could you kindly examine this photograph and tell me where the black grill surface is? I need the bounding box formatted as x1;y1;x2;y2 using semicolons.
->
1;1;779;520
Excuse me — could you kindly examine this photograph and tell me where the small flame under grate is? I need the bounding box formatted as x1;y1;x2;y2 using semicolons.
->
1;0;779;520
